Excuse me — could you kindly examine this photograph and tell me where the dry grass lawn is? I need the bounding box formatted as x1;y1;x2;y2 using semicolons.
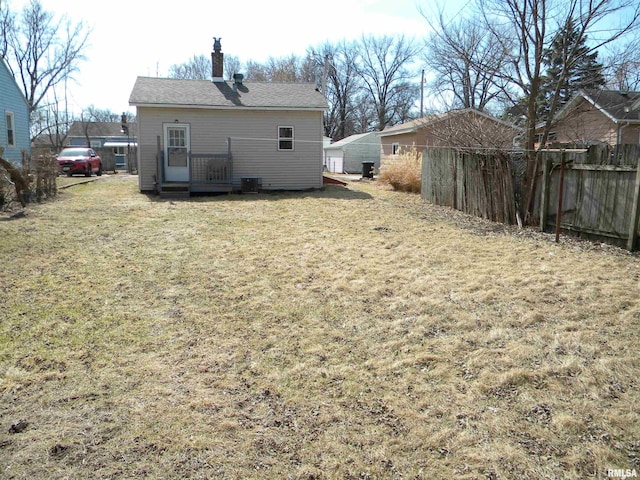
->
1;175;639;479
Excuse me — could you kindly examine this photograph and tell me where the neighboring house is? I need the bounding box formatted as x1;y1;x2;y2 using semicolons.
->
65;121;138;170
379;108;521;168
537;89;640;147
323;132;380;174
66;121;138;149
0;58;30;164
129;39;328;196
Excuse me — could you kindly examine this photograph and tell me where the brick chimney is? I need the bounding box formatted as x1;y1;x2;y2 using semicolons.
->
212;37;223;82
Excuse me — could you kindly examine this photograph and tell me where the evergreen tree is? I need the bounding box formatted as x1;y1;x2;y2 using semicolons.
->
537;18;606;119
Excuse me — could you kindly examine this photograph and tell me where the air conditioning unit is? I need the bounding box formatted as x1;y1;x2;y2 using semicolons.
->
241;177;262;193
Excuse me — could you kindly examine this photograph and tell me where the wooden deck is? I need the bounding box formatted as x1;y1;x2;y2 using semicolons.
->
158;181;233;198
156;142;234;198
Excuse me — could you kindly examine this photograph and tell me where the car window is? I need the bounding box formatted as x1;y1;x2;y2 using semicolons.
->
60;148;89;157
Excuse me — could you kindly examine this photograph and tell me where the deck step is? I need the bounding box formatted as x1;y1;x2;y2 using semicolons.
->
159;184;190;199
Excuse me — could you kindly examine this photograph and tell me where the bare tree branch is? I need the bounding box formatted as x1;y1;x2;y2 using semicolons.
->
356;35;422;130
2;0;88;113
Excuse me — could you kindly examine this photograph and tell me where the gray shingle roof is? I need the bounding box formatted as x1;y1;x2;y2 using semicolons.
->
129;77;328;110
67;121;137;137
581;89;640;121
325;132;378;149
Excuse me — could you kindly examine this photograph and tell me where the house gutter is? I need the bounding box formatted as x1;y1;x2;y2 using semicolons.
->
129;103;327;113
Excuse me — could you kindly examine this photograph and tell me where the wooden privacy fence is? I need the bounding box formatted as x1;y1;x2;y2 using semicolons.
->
421;147;518;224
537;145;640;250
422;145;640;250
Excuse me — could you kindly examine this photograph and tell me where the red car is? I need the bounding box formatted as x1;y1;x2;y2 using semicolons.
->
57;147;103;177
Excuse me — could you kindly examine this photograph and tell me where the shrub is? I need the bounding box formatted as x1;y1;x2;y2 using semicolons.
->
378;147;422;193
0;150;58;210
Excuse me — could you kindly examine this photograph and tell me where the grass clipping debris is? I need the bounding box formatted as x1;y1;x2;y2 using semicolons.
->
1;175;639;479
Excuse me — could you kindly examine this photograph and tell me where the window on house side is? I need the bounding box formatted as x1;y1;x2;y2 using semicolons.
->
392;143;400;155
6;112;15;147
278;126;294;151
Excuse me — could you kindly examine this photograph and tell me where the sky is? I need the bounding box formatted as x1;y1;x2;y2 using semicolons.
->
6;0;463;116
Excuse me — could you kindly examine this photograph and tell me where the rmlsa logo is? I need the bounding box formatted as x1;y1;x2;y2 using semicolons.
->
608;469;638;478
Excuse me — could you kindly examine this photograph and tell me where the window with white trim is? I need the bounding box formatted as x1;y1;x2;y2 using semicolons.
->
6;112;15;147
392;142;400;155
278;126;294;151
167;126;188;166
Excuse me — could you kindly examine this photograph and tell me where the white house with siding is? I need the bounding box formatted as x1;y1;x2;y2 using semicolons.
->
323;132;380;174
129;39;327;197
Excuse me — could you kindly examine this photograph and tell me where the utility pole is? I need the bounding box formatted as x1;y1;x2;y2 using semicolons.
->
420;69;425;118
322;54;330;98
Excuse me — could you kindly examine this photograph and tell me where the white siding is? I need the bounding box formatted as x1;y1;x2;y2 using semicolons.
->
136;107;324;192
324;149;344;173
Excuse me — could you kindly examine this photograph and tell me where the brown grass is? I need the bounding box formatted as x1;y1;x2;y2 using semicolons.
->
1;175;639;479
378;147;422;193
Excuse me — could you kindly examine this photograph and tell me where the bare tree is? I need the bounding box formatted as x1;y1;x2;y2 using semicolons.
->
262;55;301;82
310;40;364;140
480;0;640;222
167;53;243;81
603;37;640;90
168;54;211;80
1;0;88;113
224;55;241;80
422;13;512;112
82;105;134;123
356;35;422;130
244;60;268;81
32;90;72;150
426;110;521;151
0;0;12;58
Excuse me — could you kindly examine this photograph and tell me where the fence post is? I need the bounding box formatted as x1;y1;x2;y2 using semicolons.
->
627;159;640;251
539;153;551;232
555;151;567;243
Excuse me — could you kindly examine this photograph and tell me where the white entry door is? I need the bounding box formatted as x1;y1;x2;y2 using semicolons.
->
164;124;190;182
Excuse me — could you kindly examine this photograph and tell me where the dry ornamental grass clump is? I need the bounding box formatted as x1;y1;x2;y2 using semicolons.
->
0;175;639;479
378;147;422;193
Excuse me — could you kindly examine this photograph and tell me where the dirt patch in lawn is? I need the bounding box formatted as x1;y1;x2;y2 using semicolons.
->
1;176;639;479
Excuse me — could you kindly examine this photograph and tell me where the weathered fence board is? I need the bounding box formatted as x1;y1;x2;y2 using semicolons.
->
422;148;517;224
423;145;640;250
539;145;640;249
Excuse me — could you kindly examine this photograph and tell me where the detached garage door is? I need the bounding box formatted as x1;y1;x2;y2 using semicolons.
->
324;151;344;173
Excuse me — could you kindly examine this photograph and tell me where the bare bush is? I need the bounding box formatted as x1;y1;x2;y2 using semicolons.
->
0;148;58;210
378;147;422;193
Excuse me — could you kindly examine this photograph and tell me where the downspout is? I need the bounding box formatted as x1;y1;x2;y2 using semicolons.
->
616;122;630;161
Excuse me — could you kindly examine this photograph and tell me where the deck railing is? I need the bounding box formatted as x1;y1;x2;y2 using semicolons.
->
190;152;233;184
156;136;233;187
189;138;233;185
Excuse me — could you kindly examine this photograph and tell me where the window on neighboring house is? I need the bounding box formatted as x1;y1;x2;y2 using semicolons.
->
535;132;557;144
392;143;400;155
278;126;294;151
6;112;15;147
